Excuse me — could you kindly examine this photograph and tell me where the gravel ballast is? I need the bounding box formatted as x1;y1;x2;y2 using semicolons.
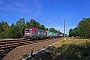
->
2;38;62;60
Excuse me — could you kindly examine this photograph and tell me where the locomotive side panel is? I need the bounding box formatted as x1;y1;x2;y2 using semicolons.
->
24;28;47;40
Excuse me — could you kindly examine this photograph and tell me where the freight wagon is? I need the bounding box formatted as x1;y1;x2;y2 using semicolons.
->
46;31;56;38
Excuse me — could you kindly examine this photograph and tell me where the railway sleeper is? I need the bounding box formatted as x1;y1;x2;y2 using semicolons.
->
0;49;11;59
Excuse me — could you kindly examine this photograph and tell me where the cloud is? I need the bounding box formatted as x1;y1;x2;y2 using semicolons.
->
33;0;42;16
45;25;70;35
53;25;74;35
53;26;64;32
84;7;90;10
68;6;70;8
65;6;90;18
66;12;79;17
0;1;20;11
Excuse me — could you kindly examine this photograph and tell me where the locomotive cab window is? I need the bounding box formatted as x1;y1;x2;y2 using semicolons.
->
26;30;29;32
25;30;29;32
29;30;32;32
25;29;32;32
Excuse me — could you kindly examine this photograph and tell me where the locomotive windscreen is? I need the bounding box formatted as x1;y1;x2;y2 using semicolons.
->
25;28;32;32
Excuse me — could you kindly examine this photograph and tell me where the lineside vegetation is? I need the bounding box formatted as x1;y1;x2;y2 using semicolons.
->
0;18;62;39
69;18;90;38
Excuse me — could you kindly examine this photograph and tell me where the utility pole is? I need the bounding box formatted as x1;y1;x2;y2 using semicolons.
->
48;22;49;32
64;20;66;40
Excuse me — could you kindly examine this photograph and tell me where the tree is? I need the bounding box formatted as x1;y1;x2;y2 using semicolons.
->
26;19;41;28
0;21;9;38
77;18;90;38
30;19;40;28
15;18;25;37
1;21;9;31
57;30;62;34
69;18;90;38
49;28;58;33
40;25;46;31
7;23;20;38
69;29;76;37
26;22;30;28
0;22;3;33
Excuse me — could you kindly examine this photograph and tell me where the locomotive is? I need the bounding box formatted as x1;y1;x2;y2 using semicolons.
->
24;28;47;39
24;27;62;40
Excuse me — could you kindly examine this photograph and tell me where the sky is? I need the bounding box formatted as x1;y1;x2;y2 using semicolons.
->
0;0;90;34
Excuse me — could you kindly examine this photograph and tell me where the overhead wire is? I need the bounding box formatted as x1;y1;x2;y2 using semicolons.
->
0;0;49;28
1;0;63;29
57;0;64;20
57;0;66;34
2;0;28;18
50;0;63;25
4;0;48;25
0;4;23;18
0;9;20;18
3;0;37;19
18;0;48;24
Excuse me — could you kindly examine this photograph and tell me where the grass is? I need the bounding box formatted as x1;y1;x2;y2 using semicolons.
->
27;37;90;60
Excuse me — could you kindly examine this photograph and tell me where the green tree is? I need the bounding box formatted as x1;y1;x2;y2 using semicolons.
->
0;22;3;33
15;18;25;37
69;18;90;38
30;19;40;28
0;21;9;38
69;29;76;37
57;30;62;34
49;28;58;33
26;22;30;28
1;21;9;31
26;19;41;28
77;18;90;38
8;23;20;38
40;25;46;31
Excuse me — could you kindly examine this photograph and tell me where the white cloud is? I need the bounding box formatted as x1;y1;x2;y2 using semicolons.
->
45;25;64;33
53;26;64;32
53;26;74;35
68;6;70;8
33;0;42;16
65;12;79;18
84;7;90;10
65;7;90;18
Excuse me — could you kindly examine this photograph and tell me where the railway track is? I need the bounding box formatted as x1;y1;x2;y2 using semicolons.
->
0;38;51;60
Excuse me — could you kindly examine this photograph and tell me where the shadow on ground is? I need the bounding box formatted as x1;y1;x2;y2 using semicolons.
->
27;41;90;60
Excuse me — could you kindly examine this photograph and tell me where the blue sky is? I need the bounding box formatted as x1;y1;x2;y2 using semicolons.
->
0;0;90;34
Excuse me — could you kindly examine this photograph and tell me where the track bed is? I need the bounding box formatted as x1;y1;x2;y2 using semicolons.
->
0;38;62;60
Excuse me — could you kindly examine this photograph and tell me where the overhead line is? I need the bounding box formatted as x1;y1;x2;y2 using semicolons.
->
3;0;36;19
0;9;20;18
2;0;58;28
4;0;48;25
57;0;64;20
57;0;67;34
0;4;25;18
50;0;63;25
18;0;48;24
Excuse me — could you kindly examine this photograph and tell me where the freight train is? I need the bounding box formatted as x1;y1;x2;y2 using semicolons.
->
24;27;62;40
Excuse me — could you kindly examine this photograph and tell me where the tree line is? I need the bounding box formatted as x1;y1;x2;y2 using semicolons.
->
69;18;90;38
0;18;62;39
